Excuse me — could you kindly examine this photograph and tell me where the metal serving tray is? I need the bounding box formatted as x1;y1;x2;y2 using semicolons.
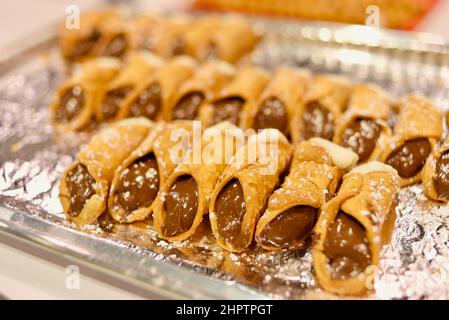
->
1;10;449;299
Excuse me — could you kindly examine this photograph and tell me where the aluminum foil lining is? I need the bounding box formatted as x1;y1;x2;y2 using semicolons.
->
1;19;449;299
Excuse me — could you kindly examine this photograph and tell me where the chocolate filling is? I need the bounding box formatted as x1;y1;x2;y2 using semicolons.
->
70;29;101;59
215;179;246;243
253;97;288;134
162;175;199;236
100;86;133;120
341;118;382;163
434;150;449;199
211;97;245;126
66;164;96;217
172;91;205;120
386;138;431;179
258;205;317;248
323;211;372;280
115;153;160;212
301;101;335;140
171;36;185;56
101;33;128;57
55;86;85;122
129;82;162;120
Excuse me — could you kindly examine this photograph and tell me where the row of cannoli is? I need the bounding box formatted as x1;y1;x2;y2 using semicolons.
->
52;54;448;202
60;9;259;63
59;119;400;295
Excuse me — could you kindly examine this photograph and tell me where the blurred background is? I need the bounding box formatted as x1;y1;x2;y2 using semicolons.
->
1;0;449;49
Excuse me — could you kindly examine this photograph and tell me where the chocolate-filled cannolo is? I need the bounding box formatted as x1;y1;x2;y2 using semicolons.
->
50;57;121;130
95;52;164;122
422;136;449;202
153;122;245;241
168;61;236;121
313;162;399;296
291;74;350;144
244;67;309;137
59;118;154;226
182;17;221;59
118;56;197;121
334;84;392;163
209;129;292;252
381;95;443;186
149;16;192;58
255;138;358;251
59;9;119;62
197;16;259;63
108;121;197;223
201;66;270;128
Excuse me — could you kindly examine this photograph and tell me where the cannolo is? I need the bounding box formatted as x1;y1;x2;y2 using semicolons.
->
50;57;121;130
334;84;392;163
291;74;350;144
94;11;133;58
169;61;236;121
153;122;245;241
244;67;309;137
59;118;154;226
255;138;358;251
149;16;192;58
59;9;119;62
108;121;197;223
118;56;197;121
209;129;292;252
313;162;399;296
182;17;222;59
200;66;270;127
95;51;164;122
381;95;442;186
422;136;449;202
197;15;259;63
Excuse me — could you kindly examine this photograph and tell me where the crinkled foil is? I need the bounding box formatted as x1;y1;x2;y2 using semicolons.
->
1;19;449;299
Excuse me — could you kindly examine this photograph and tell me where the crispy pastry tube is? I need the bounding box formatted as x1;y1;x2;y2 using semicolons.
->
153;122;245;241
182;17;222;59
244;66;309;137
118;56;197;121
200;66;270;128
291;74;350;144
59;9;119;62
168;61;236;121
381;95;442;186
313;162;399;296
108;121;197;223
197;15;259;63
209;129;292;252
150;16;192;58
255;138;358;251
95;52;164;122
422;136;449;202
334;84;392;163
59;118;154;226
50;57;121;130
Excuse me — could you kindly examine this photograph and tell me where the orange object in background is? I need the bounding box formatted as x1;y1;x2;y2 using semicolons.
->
192;0;439;30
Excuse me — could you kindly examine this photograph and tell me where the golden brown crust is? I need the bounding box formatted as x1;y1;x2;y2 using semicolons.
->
59;118;154;226
200;66;270;128
243;66;310;135
117;56;197;121
50;57;121;131
334;84;392;162
94;52;164;122
255;140;343;251
312;163;399;296
292;74;351;144
380;95;443;186
167;61;236;121
153;122;245;241
108;121;197;223
209;129;292;252
422;136;449;202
